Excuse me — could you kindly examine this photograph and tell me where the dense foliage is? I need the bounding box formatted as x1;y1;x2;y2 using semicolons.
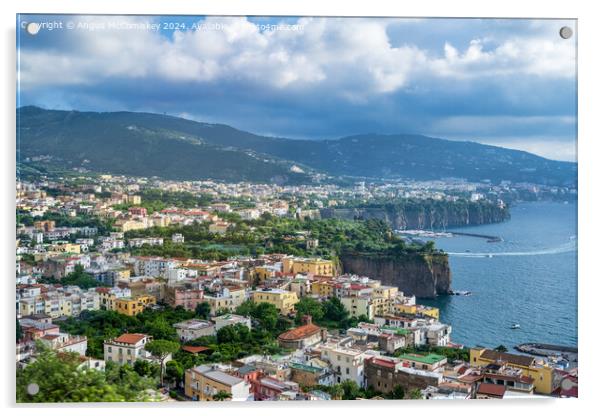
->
125;215;438;261
16;346;158;402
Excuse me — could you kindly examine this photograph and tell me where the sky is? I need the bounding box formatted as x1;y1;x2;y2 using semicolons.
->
17;15;577;161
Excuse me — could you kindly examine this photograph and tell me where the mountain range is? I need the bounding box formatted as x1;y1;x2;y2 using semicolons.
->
17;106;576;186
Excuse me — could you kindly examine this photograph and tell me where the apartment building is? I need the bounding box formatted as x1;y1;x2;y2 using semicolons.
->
251;288;299;315
174;319;216;342
103;333;154;366
185;365;252;401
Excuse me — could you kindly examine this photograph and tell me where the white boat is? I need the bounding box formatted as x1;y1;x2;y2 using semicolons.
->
510;324;521;329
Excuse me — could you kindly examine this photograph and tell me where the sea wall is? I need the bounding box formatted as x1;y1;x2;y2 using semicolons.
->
339;252;451;298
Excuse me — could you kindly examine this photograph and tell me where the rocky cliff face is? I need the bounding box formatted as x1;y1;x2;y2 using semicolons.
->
321;203;509;230
339;252;451;298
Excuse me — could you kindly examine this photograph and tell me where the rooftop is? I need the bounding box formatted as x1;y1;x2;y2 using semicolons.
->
278;323;321;341
397;353;447;365
111;333;148;345
477;383;506;397
480;349;535;368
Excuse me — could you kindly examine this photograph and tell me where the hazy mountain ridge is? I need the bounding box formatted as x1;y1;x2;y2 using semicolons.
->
17;106;576;186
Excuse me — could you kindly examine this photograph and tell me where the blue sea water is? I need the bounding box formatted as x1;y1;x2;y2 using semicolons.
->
420;202;577;349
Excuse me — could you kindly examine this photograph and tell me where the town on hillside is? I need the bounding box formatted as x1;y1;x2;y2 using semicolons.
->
16;174;578;402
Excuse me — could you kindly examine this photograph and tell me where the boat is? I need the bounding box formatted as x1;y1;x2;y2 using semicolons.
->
510;323;521;329
487;254;493;258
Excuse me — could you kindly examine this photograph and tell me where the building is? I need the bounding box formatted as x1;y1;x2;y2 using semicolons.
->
40;332;88;356
251;288;299;315
397;353;447;372
319;344;367;386
185;365;252;401
469;348;556;394
114;295;156;316
282;257;334;277
364;356;442;394
277;316;324;349
341;296;375;320
212;314;252;331
425;323;452;347
481;373;535;394
96;286;131;310
174;319;216;342
475;383;506;399
104;333;153;366
165;285;204;311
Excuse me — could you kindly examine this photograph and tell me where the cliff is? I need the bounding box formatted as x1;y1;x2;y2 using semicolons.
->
339;252;451;298
320;201;509;230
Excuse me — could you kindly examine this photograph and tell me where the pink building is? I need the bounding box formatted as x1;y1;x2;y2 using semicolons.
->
166;286;204;311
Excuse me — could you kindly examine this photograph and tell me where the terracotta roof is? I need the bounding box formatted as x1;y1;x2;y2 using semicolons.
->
484;372;534;384
113;333;147;344
278;323;321;341
480;350;535;367
182;345;210;354
477;383;506;397
370;357;397;369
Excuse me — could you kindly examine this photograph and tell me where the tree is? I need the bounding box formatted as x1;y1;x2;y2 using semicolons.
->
212;390;232;401
145;339;180;386
331;384;344;400
340;380;363;400
494;344;508;352
16;348;157;402
250;302;279;333
133;359;159;378
323;297;349;323
386;384;405;400
407;388;423;400
143;316;177;341
194;302;211;319
216;324;251;344
295;297;324;323
16;318;23;342
165;360;184;388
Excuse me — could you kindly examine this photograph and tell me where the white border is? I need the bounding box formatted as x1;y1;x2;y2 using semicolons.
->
2;1;600;416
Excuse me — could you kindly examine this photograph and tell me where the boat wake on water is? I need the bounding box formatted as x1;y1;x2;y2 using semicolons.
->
448;240;577;258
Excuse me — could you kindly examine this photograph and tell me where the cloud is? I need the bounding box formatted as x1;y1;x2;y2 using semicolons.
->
17;15;577;161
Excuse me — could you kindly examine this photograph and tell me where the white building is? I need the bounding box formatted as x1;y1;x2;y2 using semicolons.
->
103;333;157;366
173;319;216;342
212;314;252;331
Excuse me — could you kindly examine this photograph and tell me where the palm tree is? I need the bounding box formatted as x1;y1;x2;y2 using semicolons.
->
212;391;232;401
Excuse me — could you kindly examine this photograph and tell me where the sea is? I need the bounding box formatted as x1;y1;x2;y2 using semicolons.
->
420;201;577;349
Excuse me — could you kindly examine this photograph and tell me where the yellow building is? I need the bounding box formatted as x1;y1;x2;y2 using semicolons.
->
114;295;156;316
394;303;417;315
282;257;335;277
251;289;299;315
185;365;250;401
50;243;81;254
125;195;142;205
417;305;440;320
252;266;276;283
469;348;556;394
341;296;374;320
114;219;147;233
393;303;440;320
310;280;335;297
